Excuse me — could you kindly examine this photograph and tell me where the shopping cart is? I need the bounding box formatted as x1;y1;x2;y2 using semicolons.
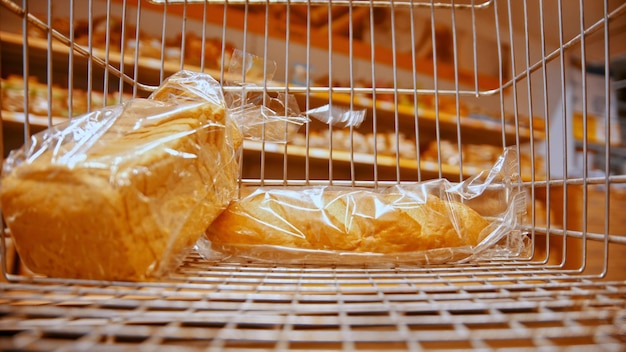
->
0;0;625;350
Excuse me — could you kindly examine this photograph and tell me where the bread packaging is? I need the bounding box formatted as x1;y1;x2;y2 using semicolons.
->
1;71;242;281
203;148;527;265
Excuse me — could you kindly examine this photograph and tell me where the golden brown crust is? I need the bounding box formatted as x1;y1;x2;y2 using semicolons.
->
1;99;238;281
206;188;491;256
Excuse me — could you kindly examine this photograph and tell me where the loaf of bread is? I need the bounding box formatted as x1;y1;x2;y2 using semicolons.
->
205;187;491;263
1;98;241;281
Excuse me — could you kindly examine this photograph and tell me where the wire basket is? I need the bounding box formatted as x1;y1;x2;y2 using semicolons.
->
0;0;625;350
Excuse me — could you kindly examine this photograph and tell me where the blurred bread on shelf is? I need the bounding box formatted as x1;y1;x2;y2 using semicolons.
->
1;76;133;118
422;140;545;179
292;129;417;159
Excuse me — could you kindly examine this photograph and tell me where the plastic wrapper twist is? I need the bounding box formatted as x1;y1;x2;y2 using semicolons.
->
224;49;366;142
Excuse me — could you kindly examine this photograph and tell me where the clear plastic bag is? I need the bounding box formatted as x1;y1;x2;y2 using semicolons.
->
224;49;307;142
199;147;527;265
305;104;366;128
1;70;241;281
227;92;307;142
224;49;366;142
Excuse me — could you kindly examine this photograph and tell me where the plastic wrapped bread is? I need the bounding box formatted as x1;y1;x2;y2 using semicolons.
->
1;71;242;281
202;149;527;265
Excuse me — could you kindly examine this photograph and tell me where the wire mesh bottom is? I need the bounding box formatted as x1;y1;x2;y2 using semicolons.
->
0;252;624;351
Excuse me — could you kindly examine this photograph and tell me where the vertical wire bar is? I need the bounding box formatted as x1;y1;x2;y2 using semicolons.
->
158;1;168;83
504;2;525;240
450;0;463;181
0;204;5;278
600;0;611;278
220;2;228;83
348;2;357;187
557;0;568;268
221;2;245;195
470;0;479;96
180;0;189;71
522;0;539;262
259;0;270;186
0;1;5;278
304;0;312;185
21;0;30;144
241;2;256;183
241;3;249;89
46;1;53;126
282;1;291;184
67;0;75;118
103;0;113;107
0;152;4;277
429;0;442;179
132;0;142;96
118;0;128;102
578;0;588;274
538;0;553;267
0;0;4;172
327;0;334;185
200;0;208;72
505;0;522;179
369;1;379;188
240;0;252;185
389;1;401;184
409;0;421;182
87;0;93;111
492;0;506;150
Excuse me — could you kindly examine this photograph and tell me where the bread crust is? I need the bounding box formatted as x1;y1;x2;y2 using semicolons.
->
206;188;490;258
2;99;239;281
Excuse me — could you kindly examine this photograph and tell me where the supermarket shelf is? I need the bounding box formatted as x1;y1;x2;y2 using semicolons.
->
305;92;545;147
1;113;524;182
244;139;483;182
1;111;65;129
0;31;230;89
124;0;504;91
2;30;543;149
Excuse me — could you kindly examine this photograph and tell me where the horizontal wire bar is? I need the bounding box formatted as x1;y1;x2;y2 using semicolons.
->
523;225;626;245
224;85;485;96
522;174;626;188
148;0;493;9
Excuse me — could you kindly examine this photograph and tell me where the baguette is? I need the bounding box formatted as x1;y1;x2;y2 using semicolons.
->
206;188;490;259
1;99;241;281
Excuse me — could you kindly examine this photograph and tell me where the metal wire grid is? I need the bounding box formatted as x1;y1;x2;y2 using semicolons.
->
0;0;621;272
2;0;625;183
0;252;625;351
1;0;626;349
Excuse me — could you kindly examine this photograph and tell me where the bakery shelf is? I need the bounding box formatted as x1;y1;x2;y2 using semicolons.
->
304;91;545;147
0;113;532;182
1;29;543;150
2;111;463;180
128;0;504;91
1;111;65;128
244;139;486;182
1;30;164;72
0;30;230;91
1;21;540;183
0;110;482;182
